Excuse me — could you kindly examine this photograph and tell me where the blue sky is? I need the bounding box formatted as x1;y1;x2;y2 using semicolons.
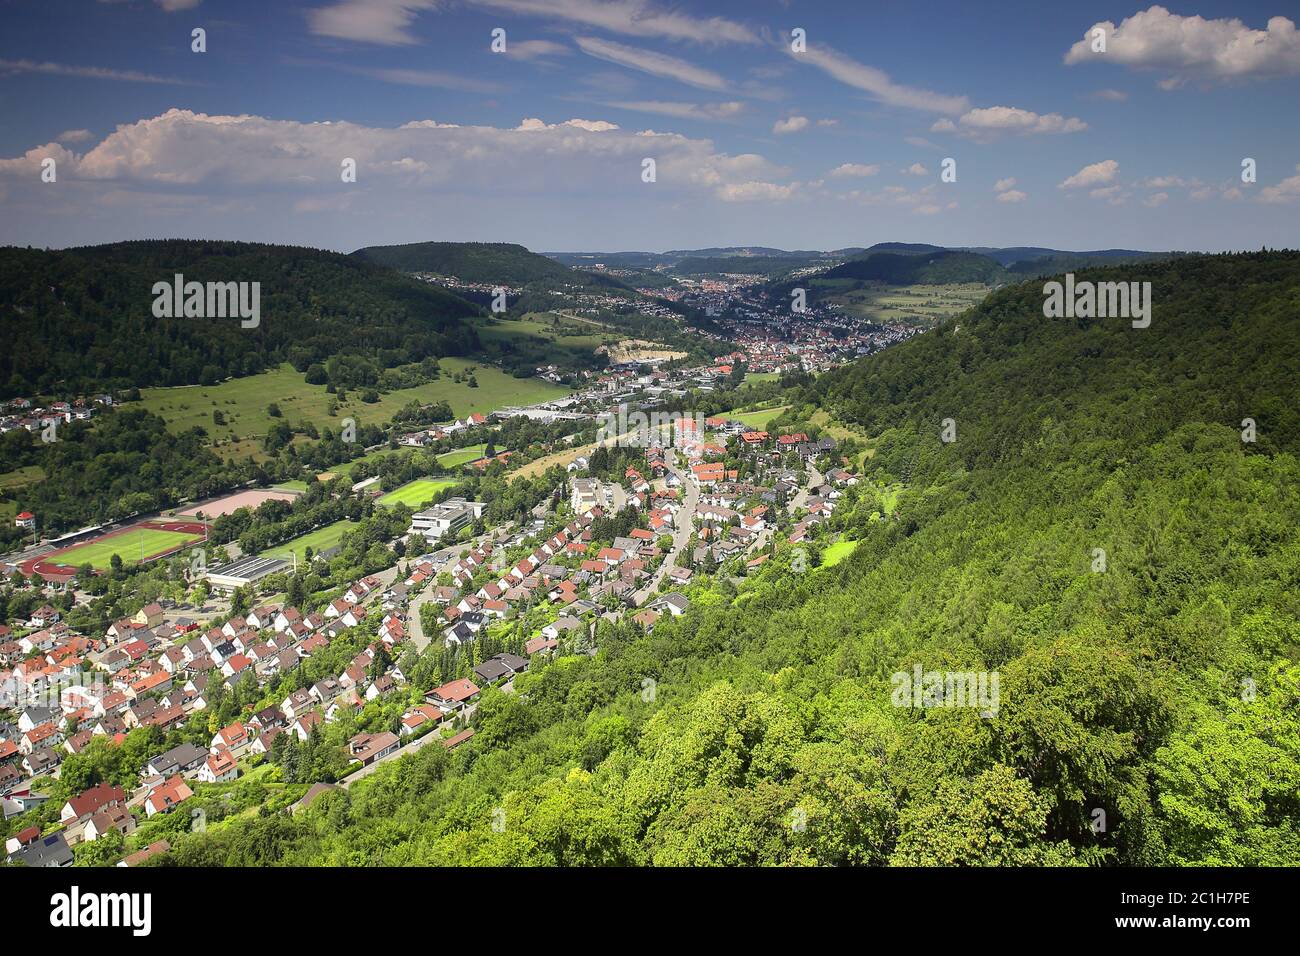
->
1;0;1298;252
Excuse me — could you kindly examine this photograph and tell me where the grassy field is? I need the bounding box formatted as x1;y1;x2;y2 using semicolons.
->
140;360;569;455
730;405;790;430
0;501;15;522
57;527;203;570
437;443;487;468
377;478;459;509
821;538;858;568
265;519;357;561
0;466;44;491
817;282;991;328
743;371;781;384
273;480;310;492
476;312;609;350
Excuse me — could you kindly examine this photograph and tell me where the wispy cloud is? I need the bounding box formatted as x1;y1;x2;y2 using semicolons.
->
603;100;745;121
0;58;192;85
788;43;968;115
575;35;728;91
470;0;759;45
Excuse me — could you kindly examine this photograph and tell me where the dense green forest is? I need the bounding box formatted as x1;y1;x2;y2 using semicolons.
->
820;249;1009;285
0;240;484;397
352;241;630;292
139;251;1299;867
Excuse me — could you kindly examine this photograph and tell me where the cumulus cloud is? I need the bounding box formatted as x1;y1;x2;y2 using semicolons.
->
829;163;880;178
1064;6;1300;86
1260;164;1300;203
902;162;928;176
994;177;1017;192
575;35;728;90
1060;159;1119;188
0;109;790;212
56;129;94;144
772;115;809;134
788;43;969;114
931;106;1087;140
997;189;1027;203
1143;191;1169;207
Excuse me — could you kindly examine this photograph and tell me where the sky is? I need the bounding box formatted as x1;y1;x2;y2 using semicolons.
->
1;0;1298;253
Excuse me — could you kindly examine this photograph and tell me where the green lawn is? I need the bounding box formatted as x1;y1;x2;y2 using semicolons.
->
821;538;858;568
140;359;569;454
56;527;204;570
730;405;790;430
0;466;44;491
744;371;780;384
273;480;309;492
437;443;487;468
377;478;459;509
264;519;358;561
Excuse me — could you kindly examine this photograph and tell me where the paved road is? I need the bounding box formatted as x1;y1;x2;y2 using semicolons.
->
633;453;699;605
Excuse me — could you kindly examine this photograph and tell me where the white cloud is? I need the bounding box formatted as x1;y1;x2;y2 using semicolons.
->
1064;7;1300;85
56;129;94;144
829;163;880;178
1060;159;1119;188
470;0;759;45
1260;164;1300;203
772;115;810;134
715;181;799;202
788;43;969;114
0;58;191;85
816;118;838;127
1088;88;1129;101
994;177;1017;192
340;65;506;93
575;35;728;91
902;162;928;176
1143;191;1169;207
605;100;744;121
308;0;441;46
932;106;1087;140
997;189;1027;203
0;109;788;209
502;39;571;60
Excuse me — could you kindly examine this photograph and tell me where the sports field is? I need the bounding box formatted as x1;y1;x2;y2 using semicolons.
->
265;519;356;561
55;525;205;570
437;444;486;468
377;478;458;509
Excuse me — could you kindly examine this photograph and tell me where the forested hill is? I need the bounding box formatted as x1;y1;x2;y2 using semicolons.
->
819;248;1008;285
153;252;1300;867
351;240;630;291
0;240;484;398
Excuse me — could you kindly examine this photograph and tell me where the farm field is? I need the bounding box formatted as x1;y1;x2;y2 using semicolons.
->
729;405;790;430
140;359;569;455
476;312;609;350
817;282;991;328
264;519;357;561
377;478;459;509
57;526;203;570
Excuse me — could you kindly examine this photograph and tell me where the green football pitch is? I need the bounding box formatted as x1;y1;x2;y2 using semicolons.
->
55;527;204;570
377;478;459;509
